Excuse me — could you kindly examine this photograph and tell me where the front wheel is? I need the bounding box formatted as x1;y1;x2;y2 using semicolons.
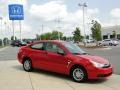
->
23;59;33;72
71;67;87;82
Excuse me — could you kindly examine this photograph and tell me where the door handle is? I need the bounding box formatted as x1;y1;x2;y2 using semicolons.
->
67;60;71;67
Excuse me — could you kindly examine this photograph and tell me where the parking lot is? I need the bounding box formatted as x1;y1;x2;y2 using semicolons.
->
0;46;120;90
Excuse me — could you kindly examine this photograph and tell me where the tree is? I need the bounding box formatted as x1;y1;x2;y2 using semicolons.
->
39;31;63;40
73;27;83;43
112;30;116;39
3;37;9;46
62;36;67;41
51;31;63;40
11;36;17;41
91;20;102;45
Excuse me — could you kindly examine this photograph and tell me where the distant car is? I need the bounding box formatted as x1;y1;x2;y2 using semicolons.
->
99;39;119;46
18;40;112;82
86;39;94;43
11;40;27;47
82;39;94;43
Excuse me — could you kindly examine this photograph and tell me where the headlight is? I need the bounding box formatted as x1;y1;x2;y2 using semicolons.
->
90;60;104;68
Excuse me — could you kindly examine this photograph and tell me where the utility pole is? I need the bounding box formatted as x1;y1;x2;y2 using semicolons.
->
78;2;87;46
40;24;44;40
56;18;61;40
19;20;22;42
12;20;15;41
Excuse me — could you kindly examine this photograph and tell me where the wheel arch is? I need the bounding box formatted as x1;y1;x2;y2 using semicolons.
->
22;56;32;64
69;64;88;78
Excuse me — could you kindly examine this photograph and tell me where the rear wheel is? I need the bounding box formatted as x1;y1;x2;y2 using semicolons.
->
23;59;33;72
70;67;87;82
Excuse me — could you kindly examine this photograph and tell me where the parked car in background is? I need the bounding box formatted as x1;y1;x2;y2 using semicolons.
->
82;39;94;43
86;39;94;43
99;39;119;46
18;40;112;82
11;40;27;47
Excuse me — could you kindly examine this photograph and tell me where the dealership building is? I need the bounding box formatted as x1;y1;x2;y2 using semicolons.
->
102;25;120;40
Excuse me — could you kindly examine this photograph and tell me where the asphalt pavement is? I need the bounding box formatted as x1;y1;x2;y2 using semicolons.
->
0;46;19;61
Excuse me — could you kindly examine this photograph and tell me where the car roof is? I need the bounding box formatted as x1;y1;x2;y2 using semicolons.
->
32;40;66;44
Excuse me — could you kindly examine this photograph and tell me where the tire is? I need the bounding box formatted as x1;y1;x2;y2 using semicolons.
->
23;59;33;72
109;43;112;46
70;66;87;82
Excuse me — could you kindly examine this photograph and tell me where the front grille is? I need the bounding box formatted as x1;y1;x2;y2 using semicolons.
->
103;64;111;68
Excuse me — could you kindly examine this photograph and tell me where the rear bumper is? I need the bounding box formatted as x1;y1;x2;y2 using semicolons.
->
87;66;113;79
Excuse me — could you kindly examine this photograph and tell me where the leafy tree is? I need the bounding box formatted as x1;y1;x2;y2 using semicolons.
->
51;31;63;40
62;36;67;41
39;31;63;40
112;31;116;39
3;37;9;46
11;36;17;41
0;39;2;46
91;20;102;45
73;27;83;43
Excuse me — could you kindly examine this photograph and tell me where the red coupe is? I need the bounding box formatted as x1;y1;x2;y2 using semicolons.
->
18;40;112;82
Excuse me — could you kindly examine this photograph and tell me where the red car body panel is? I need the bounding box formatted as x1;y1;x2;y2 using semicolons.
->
18;40;113;79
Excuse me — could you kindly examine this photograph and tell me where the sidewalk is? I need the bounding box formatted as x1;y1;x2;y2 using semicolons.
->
0;60;120;90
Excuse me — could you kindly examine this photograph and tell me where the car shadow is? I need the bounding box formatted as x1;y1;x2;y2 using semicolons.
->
12;65;108;84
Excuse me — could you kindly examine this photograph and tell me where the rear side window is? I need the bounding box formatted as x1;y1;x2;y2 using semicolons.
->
45;42;64;53
31;43;44;50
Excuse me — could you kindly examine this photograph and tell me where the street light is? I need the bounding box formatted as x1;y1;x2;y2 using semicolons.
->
55;18;61;40
78;2;87;46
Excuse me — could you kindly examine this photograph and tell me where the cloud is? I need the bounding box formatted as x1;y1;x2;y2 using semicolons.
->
29;1;99;36
110;8;120;18
29;1;68;21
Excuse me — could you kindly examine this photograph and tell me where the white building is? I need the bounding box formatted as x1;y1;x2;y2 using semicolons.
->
102;25;120;40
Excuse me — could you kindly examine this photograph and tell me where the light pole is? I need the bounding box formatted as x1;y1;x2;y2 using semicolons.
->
56;18;61;40
40;24;44;40
78;2;87;46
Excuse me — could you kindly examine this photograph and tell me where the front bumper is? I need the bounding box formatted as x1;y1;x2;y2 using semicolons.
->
87;66;113;79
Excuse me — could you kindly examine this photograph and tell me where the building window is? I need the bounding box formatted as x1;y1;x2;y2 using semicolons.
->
103;35;108;39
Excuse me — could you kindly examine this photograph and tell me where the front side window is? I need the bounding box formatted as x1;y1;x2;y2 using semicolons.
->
45;43;64;53
31;43;44;50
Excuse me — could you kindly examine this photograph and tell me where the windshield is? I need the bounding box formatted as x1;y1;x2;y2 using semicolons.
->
62;42;86;55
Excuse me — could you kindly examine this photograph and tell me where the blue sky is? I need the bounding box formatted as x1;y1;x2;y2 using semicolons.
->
0;0;120;39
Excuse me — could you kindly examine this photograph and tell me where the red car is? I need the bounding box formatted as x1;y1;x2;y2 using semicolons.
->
18;40;113;82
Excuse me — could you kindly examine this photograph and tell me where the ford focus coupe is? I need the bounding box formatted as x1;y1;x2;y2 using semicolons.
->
18;40;113;82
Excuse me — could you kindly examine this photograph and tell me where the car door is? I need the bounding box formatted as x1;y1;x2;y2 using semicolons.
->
44;42;68;74
30;42;48;69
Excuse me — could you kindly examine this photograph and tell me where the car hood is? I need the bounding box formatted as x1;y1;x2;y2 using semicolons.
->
76;54;109;64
